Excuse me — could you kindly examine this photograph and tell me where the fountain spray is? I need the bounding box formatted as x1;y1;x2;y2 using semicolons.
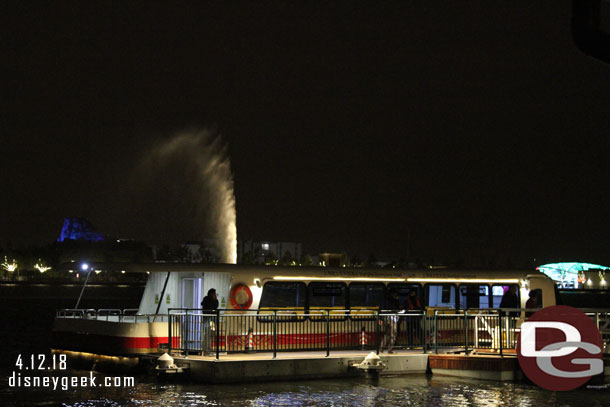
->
143;130;237;264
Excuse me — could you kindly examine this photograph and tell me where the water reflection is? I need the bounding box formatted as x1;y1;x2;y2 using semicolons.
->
4;373;610;407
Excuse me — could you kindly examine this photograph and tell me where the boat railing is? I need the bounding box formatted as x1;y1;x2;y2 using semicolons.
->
55;308;169;323
430;308;522;355
167;308;417;359
165;307;610;359
55;306;610;358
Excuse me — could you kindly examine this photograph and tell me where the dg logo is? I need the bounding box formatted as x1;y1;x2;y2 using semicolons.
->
517;305;604;391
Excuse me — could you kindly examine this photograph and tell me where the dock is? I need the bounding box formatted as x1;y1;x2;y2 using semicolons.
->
59;346;610;384
54;306;610;384
428;353;520;381
162;350;427;383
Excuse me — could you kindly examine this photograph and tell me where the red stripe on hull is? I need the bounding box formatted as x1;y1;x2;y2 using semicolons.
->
56;329;472;355
53;331;177;355
223;332;381;349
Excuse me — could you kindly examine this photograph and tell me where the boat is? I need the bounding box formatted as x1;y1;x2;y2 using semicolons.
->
52;264;559;357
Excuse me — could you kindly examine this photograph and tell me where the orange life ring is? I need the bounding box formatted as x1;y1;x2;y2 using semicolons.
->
230;284;253;309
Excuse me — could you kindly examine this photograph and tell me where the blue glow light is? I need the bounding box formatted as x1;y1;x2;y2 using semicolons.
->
537;262;610;288
57;217;104;242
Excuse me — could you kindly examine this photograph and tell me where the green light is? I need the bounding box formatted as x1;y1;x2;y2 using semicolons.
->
537;262;609;288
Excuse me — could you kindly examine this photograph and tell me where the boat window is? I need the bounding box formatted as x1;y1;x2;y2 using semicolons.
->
387;283;422;309
458;284;490;309
426;284;456;308
259;282;306;308
308;282;347;308
491;284;520;308
349;283;385;307
557;289;610;308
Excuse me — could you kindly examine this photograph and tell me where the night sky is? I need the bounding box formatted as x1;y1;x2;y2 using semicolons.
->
2;1;609;266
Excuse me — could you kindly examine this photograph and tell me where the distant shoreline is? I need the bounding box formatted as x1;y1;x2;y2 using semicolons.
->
0;282;145;301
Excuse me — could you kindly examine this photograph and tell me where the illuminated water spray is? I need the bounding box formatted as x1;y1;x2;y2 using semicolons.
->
144;130;237;264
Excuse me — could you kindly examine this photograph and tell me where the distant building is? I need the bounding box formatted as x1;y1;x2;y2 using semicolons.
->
238;241;302;265
319;252;347;267
57;218;104;242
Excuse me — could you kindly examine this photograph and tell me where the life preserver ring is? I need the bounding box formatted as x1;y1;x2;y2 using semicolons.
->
230;284;253;309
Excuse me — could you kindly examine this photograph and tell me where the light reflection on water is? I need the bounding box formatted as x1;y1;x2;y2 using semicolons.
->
3;373;610;407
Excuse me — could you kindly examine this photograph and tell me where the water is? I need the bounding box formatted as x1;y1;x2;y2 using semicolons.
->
2;285;609;406
0;284;145;361
2;373;610;406
140;130;237;264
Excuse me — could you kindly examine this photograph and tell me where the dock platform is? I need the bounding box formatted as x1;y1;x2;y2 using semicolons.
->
166;350;429;383
60;348;610;384
429;353;520;381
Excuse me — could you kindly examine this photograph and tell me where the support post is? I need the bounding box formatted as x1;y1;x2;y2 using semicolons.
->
464;310;468;354
168;314;172;353
184;314;189;357
376;311;380;355
326;310;330;357
422;312;427;354
216;309;220;360
434;310;438;354
74;268;92;309
498;311;503;357
273;310;277;359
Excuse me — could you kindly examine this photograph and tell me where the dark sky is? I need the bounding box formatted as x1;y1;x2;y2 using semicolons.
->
2;1;609;265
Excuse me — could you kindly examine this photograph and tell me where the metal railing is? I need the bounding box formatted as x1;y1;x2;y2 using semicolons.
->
167;308;488;359
430;309;521;356
581;309;610;338
170;307;605;359
168;308;432;359
57;307;610;359
55;308;169;323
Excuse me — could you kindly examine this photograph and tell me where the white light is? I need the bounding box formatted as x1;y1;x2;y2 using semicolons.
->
68;270;74;273
1;257;18;272
121;270;125;274
146;271;150;275
274;276;405;282
406;278;521;284
95;270;102;274
81;263;89;271
35;262;51;273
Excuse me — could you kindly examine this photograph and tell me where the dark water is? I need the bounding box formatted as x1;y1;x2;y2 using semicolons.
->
1;284;609;406
0;284;145;362
2;373;610;407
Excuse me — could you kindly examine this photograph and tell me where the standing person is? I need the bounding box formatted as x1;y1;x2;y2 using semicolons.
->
201;288;219;310
406;290;423;346
525;290;538;318
381;289;400;354
499;285;519;312
201;288;219;354
406;290;422;310
499;285;519;347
